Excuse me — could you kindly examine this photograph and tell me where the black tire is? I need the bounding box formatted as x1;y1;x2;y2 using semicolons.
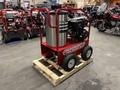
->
81;46;93;61
97;22;106;32
42;31;46;36
2;32;9;43
27;32;33;39
23;32;28;40
61;54;77;71
92;20;97;27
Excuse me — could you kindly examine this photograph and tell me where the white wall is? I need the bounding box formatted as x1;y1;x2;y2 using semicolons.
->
59;0;85;8
0;0;4;2
21;0;34;7
59;0;66;4
76;0;84;8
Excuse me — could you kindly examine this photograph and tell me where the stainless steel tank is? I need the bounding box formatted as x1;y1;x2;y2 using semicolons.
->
46;11;68;47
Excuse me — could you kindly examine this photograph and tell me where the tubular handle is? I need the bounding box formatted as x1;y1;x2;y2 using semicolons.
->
30;8;56;28
55;8;91;50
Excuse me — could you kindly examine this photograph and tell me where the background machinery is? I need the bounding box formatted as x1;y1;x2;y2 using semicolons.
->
25;9;45;39
97;7;120;35
0;9;27;43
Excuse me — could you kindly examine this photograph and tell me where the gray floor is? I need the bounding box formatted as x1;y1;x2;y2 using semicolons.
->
0;27;120;90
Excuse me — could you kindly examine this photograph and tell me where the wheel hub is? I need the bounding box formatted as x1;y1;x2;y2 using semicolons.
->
86;50;92;58
68;59;75;69
99;23;105;30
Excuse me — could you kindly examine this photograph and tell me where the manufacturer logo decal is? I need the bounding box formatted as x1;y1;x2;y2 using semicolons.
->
63;42;85;55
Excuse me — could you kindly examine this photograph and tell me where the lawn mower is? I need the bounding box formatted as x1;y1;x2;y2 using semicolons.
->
25;9;45;39
0;9;27;43
31;7;93;71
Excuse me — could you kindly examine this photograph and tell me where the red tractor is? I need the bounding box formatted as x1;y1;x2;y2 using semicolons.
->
0;9;27;43
31;8;93;71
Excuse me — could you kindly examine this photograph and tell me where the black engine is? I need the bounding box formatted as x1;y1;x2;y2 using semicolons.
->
68;17;89;41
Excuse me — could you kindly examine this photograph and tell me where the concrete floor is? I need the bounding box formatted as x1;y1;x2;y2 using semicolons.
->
0;27;120;90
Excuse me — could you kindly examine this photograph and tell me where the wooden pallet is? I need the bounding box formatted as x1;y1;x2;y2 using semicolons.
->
32;57;93;86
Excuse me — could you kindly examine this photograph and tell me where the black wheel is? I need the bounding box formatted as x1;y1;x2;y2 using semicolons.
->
61;54;77;71
42;31;46;36
27;31;33;39
81;46;93;61
23;32;28;40
97;21;106;32
2;32;9;43
92;20;97;27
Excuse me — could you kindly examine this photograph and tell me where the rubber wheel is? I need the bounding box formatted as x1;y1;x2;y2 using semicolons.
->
97;22;106;32
42;30;46;36
27;32;33;39
23;32;28;40
61;54;77;71
2;32;9;43
92;20;97;27
81;46;93;61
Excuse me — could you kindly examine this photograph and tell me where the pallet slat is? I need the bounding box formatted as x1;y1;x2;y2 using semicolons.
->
32;57;93;86
33;60;59;80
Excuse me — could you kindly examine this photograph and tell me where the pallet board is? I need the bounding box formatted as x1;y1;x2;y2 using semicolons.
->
32;57;93;86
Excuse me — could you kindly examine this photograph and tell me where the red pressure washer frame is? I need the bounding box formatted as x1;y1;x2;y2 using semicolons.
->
31;8;91;65
1;9;17;32
1;9;25;32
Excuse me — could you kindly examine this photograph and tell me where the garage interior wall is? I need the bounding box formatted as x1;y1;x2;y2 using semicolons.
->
21;0;40;6
59;0;101;8
5;0;120;7
110;0;120;4
59;0;84;7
